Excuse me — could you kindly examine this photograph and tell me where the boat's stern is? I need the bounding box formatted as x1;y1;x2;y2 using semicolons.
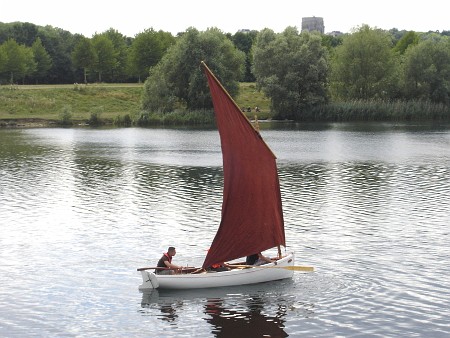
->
139;270;159;290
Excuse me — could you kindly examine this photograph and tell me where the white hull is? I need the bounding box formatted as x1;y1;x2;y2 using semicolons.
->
139;252;296;290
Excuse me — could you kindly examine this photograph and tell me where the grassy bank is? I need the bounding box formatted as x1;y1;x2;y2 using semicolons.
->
235;82;271;119
0;82;271;127
0;83;143;125
2;83;448;127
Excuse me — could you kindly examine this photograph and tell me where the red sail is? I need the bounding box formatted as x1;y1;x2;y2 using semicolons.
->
201;62;285;269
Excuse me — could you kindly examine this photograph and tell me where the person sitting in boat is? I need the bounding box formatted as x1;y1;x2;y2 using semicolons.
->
205;248;231;272
207;261;231;272
246;252;274;266
156;247;182;275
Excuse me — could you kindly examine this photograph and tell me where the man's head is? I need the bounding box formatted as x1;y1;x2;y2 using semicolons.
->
168;247;176;256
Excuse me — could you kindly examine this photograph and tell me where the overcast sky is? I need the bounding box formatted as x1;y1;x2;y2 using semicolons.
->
1;0;448;37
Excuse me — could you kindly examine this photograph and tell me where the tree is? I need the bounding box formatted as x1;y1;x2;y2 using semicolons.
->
394;31;419;55
0;46;6;77
72;37;96;84
402;37;450;104
23;47;37;83
252;27;330;119
102;28;129;82
31;37;52;83
0;39;35;83
5;22;39;46
127;28;175;82
92;34;115;82
330;25;398;100
142;27;245;112
231;30;258;81
37;26;78;84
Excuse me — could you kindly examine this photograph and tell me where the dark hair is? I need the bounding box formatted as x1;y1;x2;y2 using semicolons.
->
168;246;176;251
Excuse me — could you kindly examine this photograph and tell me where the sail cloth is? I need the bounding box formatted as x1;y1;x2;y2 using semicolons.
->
201;62;286;269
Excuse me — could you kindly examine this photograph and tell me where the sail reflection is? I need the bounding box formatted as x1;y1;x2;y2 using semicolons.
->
140;283;291;337
204;296;288;338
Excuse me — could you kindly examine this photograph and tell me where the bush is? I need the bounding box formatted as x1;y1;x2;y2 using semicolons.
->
88;106;104;126
135;109;215;126
58;105;73;126
114;114;132;127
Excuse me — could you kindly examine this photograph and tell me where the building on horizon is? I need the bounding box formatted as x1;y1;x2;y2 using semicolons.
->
301;17;325;34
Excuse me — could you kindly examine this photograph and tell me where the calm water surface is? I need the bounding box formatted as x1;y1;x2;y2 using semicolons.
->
1;123;449;337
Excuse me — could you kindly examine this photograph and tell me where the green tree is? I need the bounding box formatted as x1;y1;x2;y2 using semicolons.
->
72;36;96;84
5;22;39;46
102;28;129;82
330;25;398;100
37;26;77;84
0;39;35;83
0;22;78;84
252;27;329;119
127;28;175;82
142;27;245;112
231;30;258;81
394;31;420;54
92;34;115;82
31;37;52;83
0;46;6;77
23;46;37;83
402;37;450;104
389;28;408;45
321;34;344;50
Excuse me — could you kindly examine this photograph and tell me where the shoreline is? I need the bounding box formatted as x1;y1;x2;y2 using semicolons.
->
0;118;56;128
3;117;450;130
0;118;97;128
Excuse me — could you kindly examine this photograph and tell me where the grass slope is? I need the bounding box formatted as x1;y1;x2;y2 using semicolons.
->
0;82;271;124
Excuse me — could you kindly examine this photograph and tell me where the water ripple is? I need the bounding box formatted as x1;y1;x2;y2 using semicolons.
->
1;126;450;337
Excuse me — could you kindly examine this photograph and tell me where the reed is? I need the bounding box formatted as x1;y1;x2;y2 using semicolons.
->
302;99;450;122
135;109;215;126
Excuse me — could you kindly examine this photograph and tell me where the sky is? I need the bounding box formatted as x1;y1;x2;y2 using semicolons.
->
1;0;448;37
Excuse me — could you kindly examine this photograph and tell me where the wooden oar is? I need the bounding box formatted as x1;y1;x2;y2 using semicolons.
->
137;266;196;272
232;265;314;272
137;265;314;272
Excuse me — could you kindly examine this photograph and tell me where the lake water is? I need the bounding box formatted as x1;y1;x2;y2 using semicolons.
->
1;123;449;337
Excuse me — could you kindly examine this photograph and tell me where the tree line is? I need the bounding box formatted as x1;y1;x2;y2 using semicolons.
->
0;22;178;84
141;26;449;121
1;21;449;121
0;22;258;85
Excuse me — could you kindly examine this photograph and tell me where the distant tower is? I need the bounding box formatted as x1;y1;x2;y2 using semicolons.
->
301;17;325;34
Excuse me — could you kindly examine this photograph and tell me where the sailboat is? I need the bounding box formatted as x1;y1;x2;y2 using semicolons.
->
138;61;312;290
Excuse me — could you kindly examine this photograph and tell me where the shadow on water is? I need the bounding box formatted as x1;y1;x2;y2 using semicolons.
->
204;296;288;338
139;281;305;337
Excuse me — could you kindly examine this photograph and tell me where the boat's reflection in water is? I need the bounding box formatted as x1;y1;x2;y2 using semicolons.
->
204;295;288;337
140;281;294;336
